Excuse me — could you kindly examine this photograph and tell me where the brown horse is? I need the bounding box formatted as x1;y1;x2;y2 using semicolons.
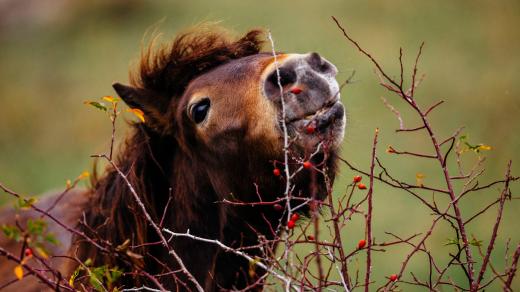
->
0;26;345;291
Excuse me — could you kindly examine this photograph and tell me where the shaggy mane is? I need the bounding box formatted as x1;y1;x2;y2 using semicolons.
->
130;26;264;96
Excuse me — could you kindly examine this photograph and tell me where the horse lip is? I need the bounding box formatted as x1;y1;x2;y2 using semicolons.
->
285;99;342;125
313;102;345;132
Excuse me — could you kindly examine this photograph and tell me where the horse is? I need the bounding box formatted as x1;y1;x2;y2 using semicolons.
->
0;26;346;291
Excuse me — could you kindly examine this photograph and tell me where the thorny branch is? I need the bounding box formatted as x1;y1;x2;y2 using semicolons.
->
333;15;519;292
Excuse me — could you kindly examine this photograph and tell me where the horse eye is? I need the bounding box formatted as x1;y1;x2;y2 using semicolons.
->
190;98;211;124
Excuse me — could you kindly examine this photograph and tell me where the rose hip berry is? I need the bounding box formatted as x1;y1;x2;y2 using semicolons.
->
287;220;296;229
290;213;300;222
24;248;33;257
389;274;398;281
353;175;362;183
307;235;315;240
306;125;315;134
303;161;312;169
290;87;302;94
273;204;283;211
358;239;367;249
358;183;367;190
273;168;281;176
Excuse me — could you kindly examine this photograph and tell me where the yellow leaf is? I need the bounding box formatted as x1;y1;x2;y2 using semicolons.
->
478;144;492;151
35;247;49;259
127;108;145;123
68;265;82;287
77;171;90;180
416;173;425;187
66;179;71;188
248;257;261;279
102;96;119;103
14;265;23;280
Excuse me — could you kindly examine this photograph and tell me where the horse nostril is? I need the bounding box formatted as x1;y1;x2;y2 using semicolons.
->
267;67;297;87
307;52;333;74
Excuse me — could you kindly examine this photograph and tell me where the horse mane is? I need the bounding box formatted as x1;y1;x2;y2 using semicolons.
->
130;25;264;96
73;27;266;283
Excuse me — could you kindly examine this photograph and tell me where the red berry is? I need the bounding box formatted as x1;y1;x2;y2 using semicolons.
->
357;239;366;249
273;204;283;211
273;168;281;176
24;248;33;257
290;213;300;222
389;274;398;282
303;161;312;169
306;125;315;134
353;175;362;183
358;183;367;190
290;87;302;94
287;220;296;229
307;235;315;240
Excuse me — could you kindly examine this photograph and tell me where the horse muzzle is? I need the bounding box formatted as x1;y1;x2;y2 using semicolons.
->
262;52;346;150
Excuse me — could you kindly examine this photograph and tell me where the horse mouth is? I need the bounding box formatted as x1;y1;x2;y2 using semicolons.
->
287;101;345;135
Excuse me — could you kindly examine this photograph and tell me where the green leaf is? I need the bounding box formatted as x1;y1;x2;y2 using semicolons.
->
44;233;59;245
1;224;21;242
107;267;122;287
27;219;47;235
84;101;107;112
15;197;36;210
470;238;483;247
89;265;107;292
444;238;459;246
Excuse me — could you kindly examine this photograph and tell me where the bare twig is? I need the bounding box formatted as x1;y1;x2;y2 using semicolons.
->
364;128;379;292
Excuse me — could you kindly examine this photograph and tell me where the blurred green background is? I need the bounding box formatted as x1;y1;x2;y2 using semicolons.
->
1;0;519;290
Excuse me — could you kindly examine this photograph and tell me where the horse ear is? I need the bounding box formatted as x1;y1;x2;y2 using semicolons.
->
113;82;170;132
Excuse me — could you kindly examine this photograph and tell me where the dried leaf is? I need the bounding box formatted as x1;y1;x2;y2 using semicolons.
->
127;108;145;123
126;250;144;269
115;239;130;252
386;145;396;154
14;265;23;280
